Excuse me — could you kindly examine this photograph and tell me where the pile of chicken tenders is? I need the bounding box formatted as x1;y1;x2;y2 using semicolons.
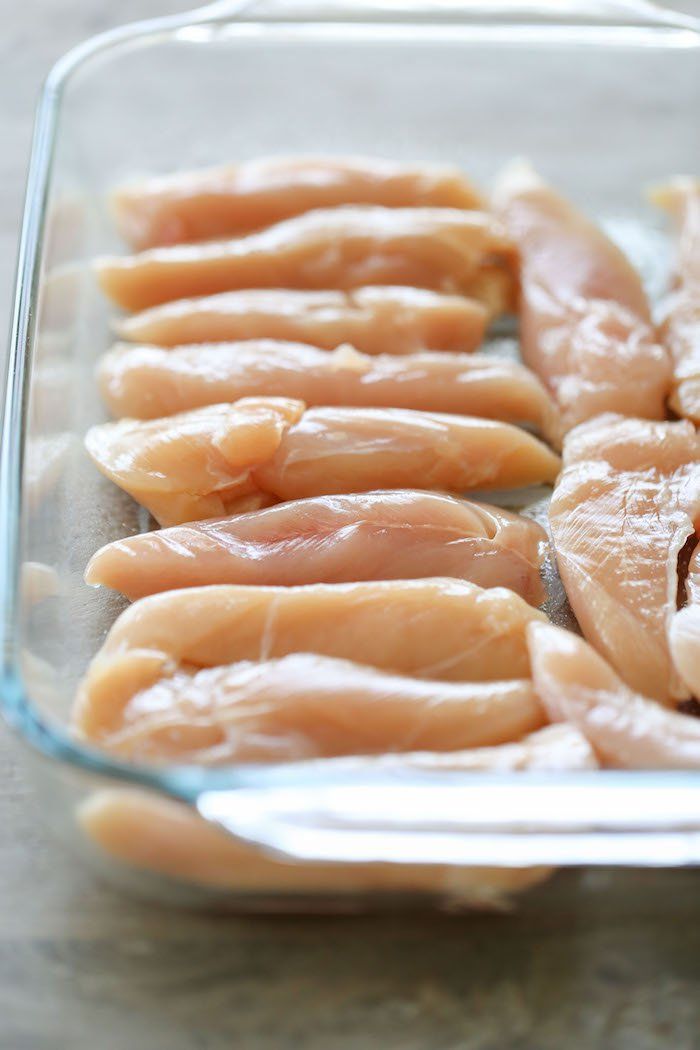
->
72;155;700;897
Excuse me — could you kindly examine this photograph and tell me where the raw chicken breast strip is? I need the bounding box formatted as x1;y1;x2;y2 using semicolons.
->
78;727;592;904
85;397;561;527
78;581;548;731
111;155;484;249
529;622;700;769
549;414;700;703
84;490;546;604
96;206;517;313
493;162;669;431
116;287;488;355
86;396;302;527
73;652;546;764
98;339;561;443
649;177;700;423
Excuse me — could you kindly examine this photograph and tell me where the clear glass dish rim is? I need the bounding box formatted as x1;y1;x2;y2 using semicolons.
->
2;0;700;814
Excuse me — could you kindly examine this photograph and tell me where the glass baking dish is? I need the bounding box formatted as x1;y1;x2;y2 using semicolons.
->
2;0;700;910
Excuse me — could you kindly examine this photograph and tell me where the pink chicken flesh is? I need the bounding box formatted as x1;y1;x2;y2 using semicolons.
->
493;162;669;432
73;651;546;765
98;339;561;444
529;622;700;769
84;490;546;604
549;414;700;704
96;206;517;313
84;397;562;527
116;287;488;355
76;726;592;901
111;155;484;250
77;581;548;733
650;177;700;424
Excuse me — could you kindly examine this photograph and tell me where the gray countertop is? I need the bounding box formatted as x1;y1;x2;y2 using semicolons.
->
1;3;700;1047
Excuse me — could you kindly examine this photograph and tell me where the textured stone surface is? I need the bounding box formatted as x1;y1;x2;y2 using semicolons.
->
1;2;700;1047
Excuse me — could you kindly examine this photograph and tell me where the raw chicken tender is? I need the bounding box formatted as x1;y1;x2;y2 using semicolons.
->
78;725;593;904
78;581;549;733
549;414;700;703
329;723;596;774
494;162;669;431
529;622;700;768
111;155;484;249
96;206;517;313
84;396;302;526
98;339;561;443
73;652;546;764
649;177;700;423
85;398;561;527
84;490;546;604
116;287;488;355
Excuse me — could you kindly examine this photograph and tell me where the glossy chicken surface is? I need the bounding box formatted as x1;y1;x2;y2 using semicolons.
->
529;622;700;769
116;286;488;355
84;396;299;526
549;414;700;703
334;723;596;773
98;339;561;443
78;582;548;728
96;206;516;312
85;490;546;604
85;398;561;527
111;155;484;250
74;651;546;764
494;162;669;431
650;177;700;423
